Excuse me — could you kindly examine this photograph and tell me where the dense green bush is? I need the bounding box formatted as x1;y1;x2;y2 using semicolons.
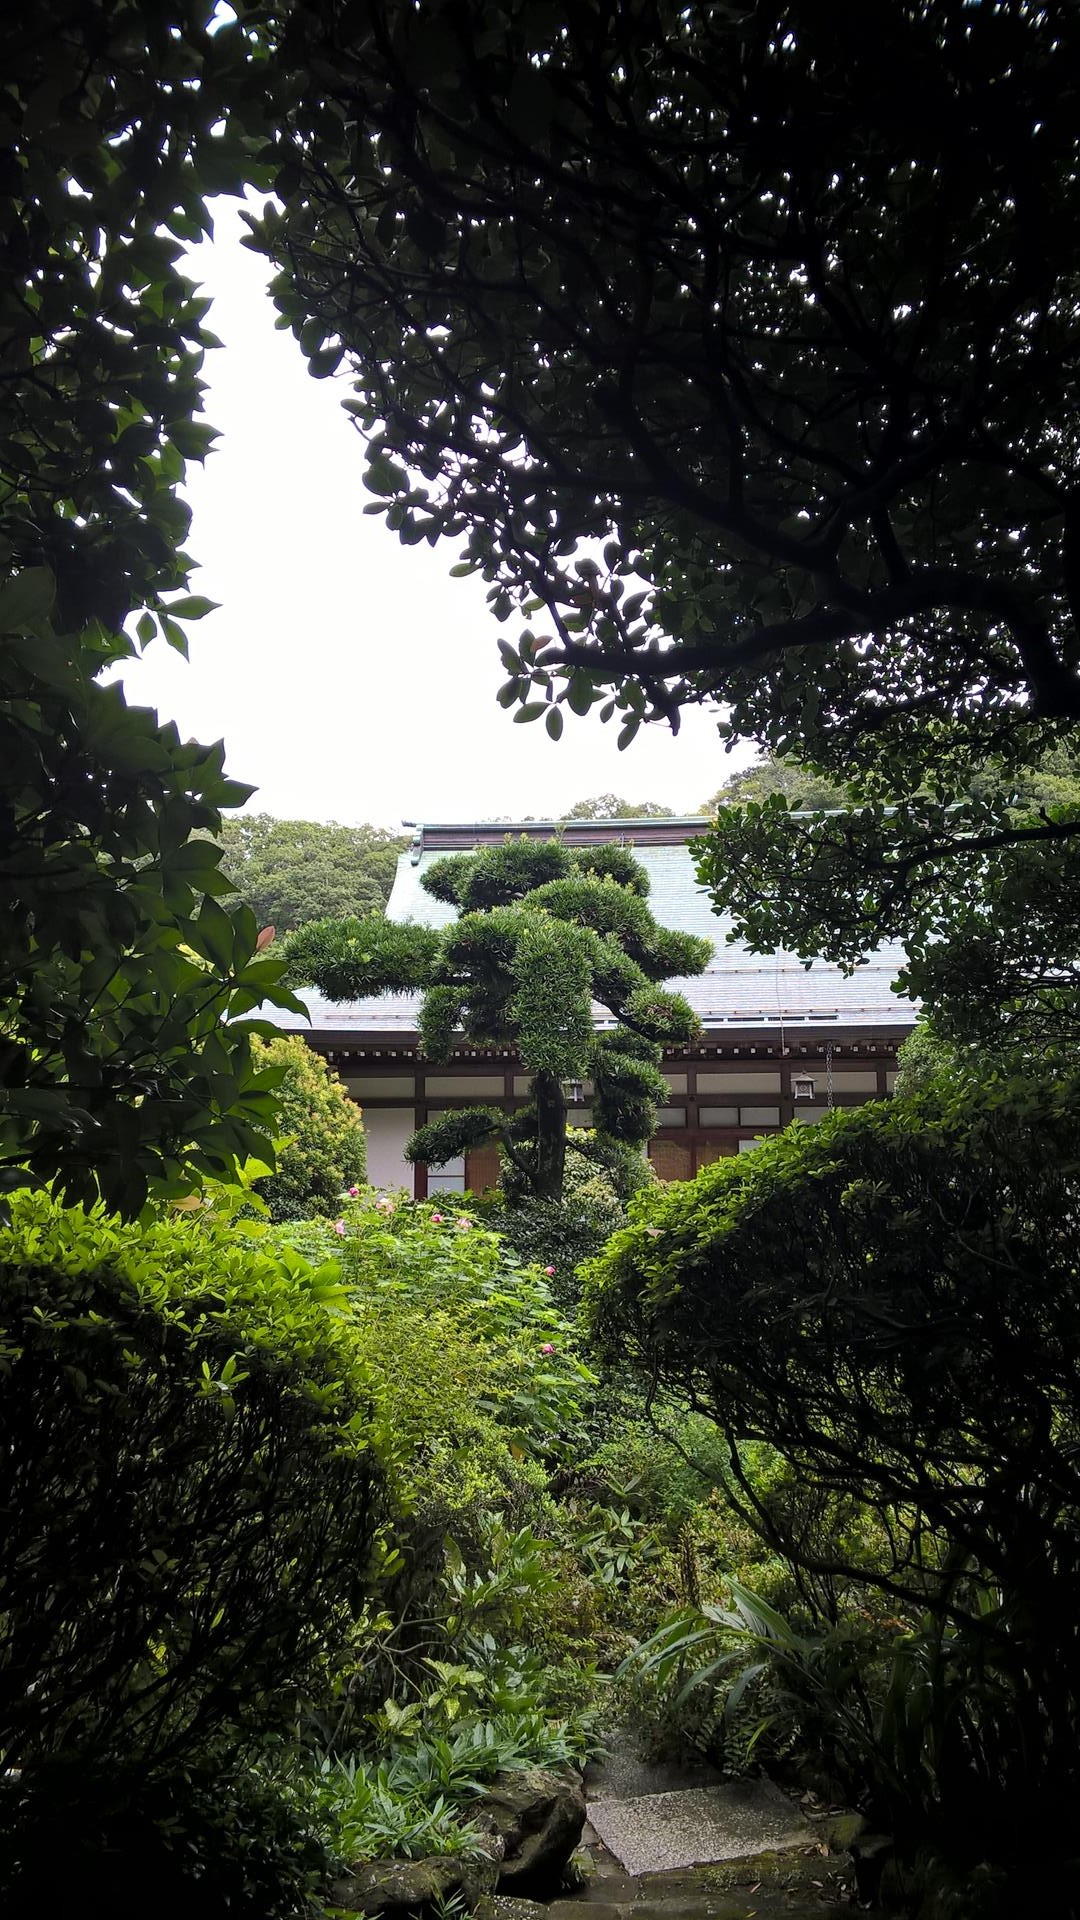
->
322;1204;587;1589
0;1192;385;1907
484;1134;646;1305
255;1199;607;1878
5;1756;333;1920
586;1070;1080;1882
250;1033;366;1220
0;1186;621;1910
546;1396;856;1755
270;1199;602;1728
334;1195;593;1476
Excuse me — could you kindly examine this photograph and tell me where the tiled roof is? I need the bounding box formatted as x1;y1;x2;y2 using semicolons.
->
257;987;424;1035
259;820;915;1036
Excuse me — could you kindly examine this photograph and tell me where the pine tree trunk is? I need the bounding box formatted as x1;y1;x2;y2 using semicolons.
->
532;1068;567;1199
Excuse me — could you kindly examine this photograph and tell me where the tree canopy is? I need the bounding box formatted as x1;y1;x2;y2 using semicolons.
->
215;814;407;933
0;2;303;1214
695;742;1080;1052
260;0;1079;774
561;795;675;821
9;0;1077;1208
703;743;1080;822
285;838;710;1198
699;759;849;816
255;0;1080;1050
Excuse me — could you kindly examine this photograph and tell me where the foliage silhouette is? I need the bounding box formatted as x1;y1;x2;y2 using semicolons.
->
0;1;302;1213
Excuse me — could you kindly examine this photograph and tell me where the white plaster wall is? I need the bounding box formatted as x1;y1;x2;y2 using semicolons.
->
345;1074;416;1098
697;1070;783;1093
363;1107;416;1193
425;1073;505;1097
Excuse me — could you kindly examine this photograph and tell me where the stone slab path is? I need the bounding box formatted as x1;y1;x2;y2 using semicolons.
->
587;1780;817;1878
553;1735;856;1917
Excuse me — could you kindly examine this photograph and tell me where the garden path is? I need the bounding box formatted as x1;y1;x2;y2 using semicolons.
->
544;1740;854;1919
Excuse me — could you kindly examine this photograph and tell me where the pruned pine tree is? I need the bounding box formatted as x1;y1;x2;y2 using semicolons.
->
285;840;710;1199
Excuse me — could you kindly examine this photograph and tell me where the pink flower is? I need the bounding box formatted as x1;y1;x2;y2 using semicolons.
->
376;1196;393;1212
348;1185;360;1197
333;1219;346;1236
456;1216;472;1230
539;1342;556;1355
431;1211;444;1224
544;1265;556;1276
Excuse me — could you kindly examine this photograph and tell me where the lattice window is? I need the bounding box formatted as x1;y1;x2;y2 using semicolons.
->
649;1138;693;1182
427;1156;466;1193
695;1137;737;1169
465;1142;502;1195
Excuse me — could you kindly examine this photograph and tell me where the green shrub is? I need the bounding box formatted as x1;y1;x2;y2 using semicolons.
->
484;1136;642;1304
3;1756;332;1920
586;1071;1080;1878
580;1402;735;1519
0;1185;619;1910
0;1193;384;1805
289;1519;604;1878
547;1401;805;1743
268;1199;600;1724
332;1196;594;1478
251;1033;366;1220
293;1749;485;1866
290;1669;599;1874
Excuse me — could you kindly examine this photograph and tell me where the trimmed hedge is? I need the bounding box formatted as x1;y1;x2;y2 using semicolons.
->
0;1192;385;1791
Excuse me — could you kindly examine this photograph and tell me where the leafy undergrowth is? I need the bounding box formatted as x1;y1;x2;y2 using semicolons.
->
248;1192;813;1893
2;1183;947;1916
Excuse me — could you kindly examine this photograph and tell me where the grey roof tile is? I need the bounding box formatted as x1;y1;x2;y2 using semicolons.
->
265;831;915;1035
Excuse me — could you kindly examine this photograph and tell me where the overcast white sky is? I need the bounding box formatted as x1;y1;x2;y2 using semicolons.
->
111;201;752;831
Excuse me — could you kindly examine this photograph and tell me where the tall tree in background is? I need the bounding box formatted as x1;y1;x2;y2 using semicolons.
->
258;0;1080;1042
561;795;675;821
699;762;848;815
216;815;408;932
697;741;1080;1052
286;839;710;1199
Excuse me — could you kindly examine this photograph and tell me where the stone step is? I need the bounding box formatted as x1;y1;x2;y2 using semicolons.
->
491;1744;856;1920
587;1781;817;1878
548;1898;843;1920
634;1857;841;1897
564;1827;849;1904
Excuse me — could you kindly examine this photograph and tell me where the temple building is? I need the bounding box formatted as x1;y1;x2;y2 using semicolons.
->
261;815;917;1195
